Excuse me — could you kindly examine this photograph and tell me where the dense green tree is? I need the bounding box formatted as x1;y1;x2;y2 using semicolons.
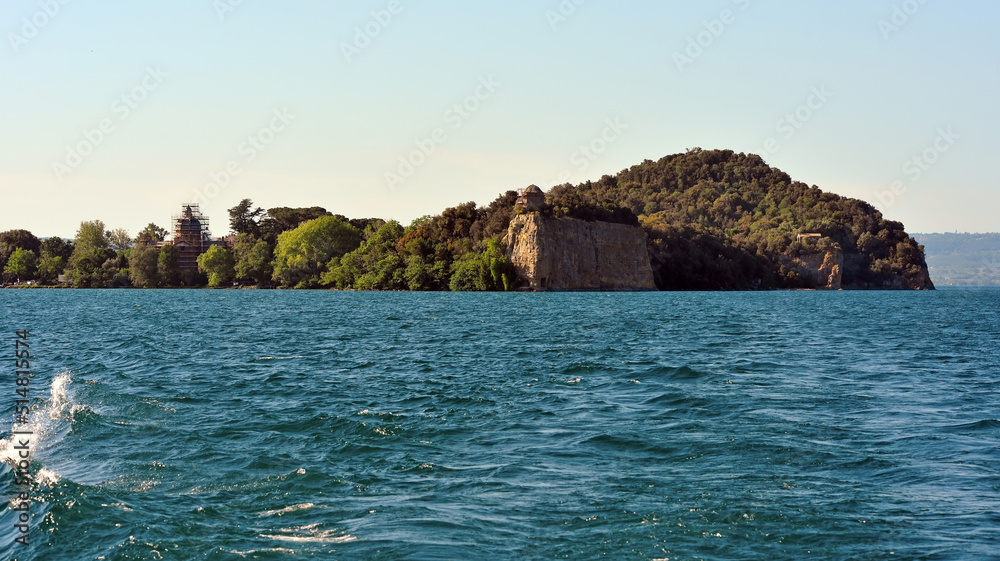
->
26;150;930;291
228;199;266;236
67;221;113;287
157;245;180;287
136;223;169;245
322;221;405;290
347;217;387;234
39;237;74;261
0;244;13;274
0;230;41;273
180;269;208;287
233;233;274;287
0;230;41;254
103;252;131;288
128;244;160;288
3;248;37;283
317;192;524;291
71;221;109;254
36;252;65;285
273;216;362;287
107;228;133;252
402;255;436;291
543;186;638;225
447;239;516;291
260;207;332;243
68;248;116;288
197;245;236;288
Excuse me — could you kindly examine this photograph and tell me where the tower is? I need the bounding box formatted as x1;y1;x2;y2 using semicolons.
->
171;204;211;271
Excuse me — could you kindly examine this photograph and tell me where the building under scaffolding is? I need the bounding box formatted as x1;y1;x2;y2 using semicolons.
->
172;204;211;271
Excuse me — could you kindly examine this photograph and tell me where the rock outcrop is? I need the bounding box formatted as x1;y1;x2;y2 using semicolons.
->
505;213;656;291
903;266;935;290
842;254;935;290
781;249;843;290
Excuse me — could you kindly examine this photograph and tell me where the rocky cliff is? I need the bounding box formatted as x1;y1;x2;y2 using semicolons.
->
781;250;844;290
505;214;656;291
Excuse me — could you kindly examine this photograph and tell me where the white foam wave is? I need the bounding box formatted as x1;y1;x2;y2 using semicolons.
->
260;524;356;543
0;370;77;483
49;371;72;419
258;503;316;517
226;548;297;557
35;468;61;486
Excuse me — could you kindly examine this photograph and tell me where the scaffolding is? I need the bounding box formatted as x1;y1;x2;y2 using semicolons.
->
171;204;211;271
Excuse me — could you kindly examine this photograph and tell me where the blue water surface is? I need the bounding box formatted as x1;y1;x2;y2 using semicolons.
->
0;289;998;560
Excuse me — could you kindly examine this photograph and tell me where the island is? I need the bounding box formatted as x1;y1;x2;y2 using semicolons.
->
0;149;933;291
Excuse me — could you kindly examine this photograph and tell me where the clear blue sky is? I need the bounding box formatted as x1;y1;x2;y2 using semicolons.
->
2;0;997;238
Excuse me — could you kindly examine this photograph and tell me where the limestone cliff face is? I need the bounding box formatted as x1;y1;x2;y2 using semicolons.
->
781;249;843;290
505;214;656;291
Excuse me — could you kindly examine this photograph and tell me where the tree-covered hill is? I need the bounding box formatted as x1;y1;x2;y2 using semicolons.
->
546;149;933;290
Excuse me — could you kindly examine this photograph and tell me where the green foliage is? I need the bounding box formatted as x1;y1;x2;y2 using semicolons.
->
553;149;931;289
0;230;41;274
321;214;517;292
0;244;13;275
20;150;930;291
68;221;113;288
197;245;235;288
261;207;332;243
322;192;523;291
234;233;274;287
136;223;168;245
348;217;388;234
4;248;37;282
35;252;64;284
448;239;516;291
402;255;449;291
544;185;639;225
71;221;109;255
40;237;74;261
68;248;116;288
273;216;362;287
127;244;160;288
107;228;133;252
0;230;41;254
180;269;208;287
447;258;480;291
322;221;406;290
157;245;180;287
228;199;266;236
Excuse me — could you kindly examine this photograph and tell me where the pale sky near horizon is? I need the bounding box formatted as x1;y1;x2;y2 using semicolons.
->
2;0;997;239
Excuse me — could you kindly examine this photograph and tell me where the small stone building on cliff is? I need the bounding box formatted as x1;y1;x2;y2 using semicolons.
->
515;185;546;213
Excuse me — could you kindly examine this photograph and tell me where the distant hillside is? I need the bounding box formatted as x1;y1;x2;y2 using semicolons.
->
547;149;933;290
912;233;1000;287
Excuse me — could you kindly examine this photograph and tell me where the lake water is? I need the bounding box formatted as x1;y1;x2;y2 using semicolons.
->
1;289;998;560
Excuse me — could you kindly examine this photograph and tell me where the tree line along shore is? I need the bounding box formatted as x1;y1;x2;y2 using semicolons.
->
1;149;933;291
